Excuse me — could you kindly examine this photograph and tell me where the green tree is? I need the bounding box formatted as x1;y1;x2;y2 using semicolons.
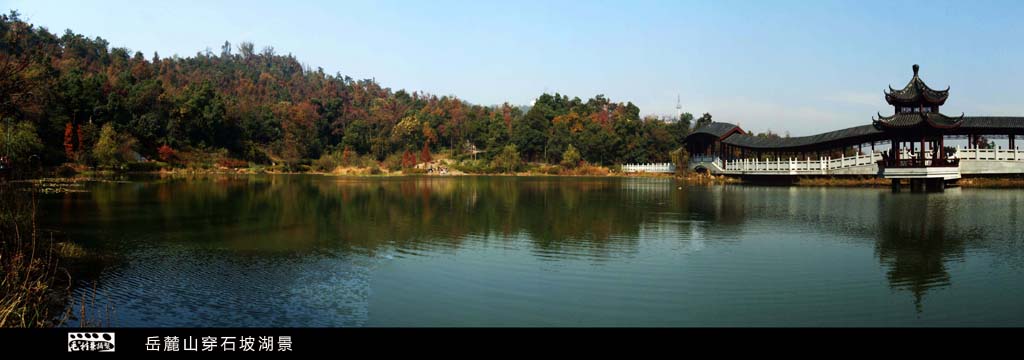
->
279;101;321;163
668;112;693;145
694;112;713;130
485;112;510;154
576;120;618;165
669;147;689;176
0;119;43;165
491;144;521;173
341;120;370;154
389;115;422;151
93;122;120;167
168;82;227;148
513;98;551;161
561;144;581;168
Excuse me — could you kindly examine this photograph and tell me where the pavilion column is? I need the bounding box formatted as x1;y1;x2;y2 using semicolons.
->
920;137;925;160
892;139;898;162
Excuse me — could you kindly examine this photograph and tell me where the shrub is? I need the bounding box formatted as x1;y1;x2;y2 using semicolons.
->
562;162;610;176
536;164;561;175
490;144;521;173
669;147;689;176
368;163;383;175
561;144;581;168
0;119;43;167
242;142;271;164
92;123;120;167
55;164;78;177
216;158;249;169
312;152;342;172
157;145;177;163
451;159;490;174
125;161;164;172
382;154;403;171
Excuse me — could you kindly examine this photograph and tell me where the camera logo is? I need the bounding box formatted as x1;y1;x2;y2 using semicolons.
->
68;332;115;352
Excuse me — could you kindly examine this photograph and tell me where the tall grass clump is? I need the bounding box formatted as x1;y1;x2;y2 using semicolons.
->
0;183;69;327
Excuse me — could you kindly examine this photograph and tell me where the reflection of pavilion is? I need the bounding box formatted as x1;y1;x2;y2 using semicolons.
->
873;193;970;312
684;186;978;310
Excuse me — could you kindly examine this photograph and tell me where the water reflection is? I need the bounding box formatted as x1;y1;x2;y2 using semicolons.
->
38;175;1024;326
685;185;1023;310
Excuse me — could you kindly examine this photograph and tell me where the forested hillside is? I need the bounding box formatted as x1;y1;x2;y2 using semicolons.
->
1;11;697;171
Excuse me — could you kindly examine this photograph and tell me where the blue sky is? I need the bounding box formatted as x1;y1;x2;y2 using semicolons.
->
8;0;1024;135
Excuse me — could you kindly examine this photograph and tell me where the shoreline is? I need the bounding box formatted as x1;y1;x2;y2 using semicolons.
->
14;166;1024;189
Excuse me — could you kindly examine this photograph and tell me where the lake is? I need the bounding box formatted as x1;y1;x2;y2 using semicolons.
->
37;175;1024;326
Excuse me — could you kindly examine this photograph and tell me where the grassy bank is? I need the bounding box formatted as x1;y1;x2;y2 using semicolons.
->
795;177;890;187
789;176;1024;188
0;183;70;327
958;177;1024;188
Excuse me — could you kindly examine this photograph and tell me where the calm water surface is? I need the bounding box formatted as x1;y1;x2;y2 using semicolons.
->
37;175;1024;326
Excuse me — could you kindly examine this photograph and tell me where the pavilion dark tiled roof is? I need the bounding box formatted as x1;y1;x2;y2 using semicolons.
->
961;116;1024;129
884;64;950;106
683;65;1024;153
690;122;744;139
687;118;1024;151
719;124;883;150
872;112;964;129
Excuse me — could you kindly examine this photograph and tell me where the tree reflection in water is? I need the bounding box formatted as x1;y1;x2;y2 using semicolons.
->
42;175;1024;325
684;185;1021;311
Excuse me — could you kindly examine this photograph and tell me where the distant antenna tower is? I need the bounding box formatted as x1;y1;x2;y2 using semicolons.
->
675;94;682;120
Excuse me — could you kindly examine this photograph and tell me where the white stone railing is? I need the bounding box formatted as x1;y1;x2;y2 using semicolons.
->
723;152;881;173
622;162;676;173
689;155;720;164
954;146;1024;161
688;155;722;170
712;147;1024;175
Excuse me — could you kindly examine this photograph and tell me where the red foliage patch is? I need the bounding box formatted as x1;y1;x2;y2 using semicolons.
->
401;150;417;168
157;145;177;163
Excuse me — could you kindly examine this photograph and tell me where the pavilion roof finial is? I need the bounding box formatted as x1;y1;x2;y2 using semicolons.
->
884;64;948;106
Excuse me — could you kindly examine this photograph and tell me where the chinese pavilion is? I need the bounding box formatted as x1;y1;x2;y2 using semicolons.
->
872;64;962;191
684;64;1024;192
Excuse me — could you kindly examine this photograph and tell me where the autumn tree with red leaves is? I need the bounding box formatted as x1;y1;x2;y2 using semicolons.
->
63;122;75;161
401;149;417;168
420;142;432;163
157;144;177;163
